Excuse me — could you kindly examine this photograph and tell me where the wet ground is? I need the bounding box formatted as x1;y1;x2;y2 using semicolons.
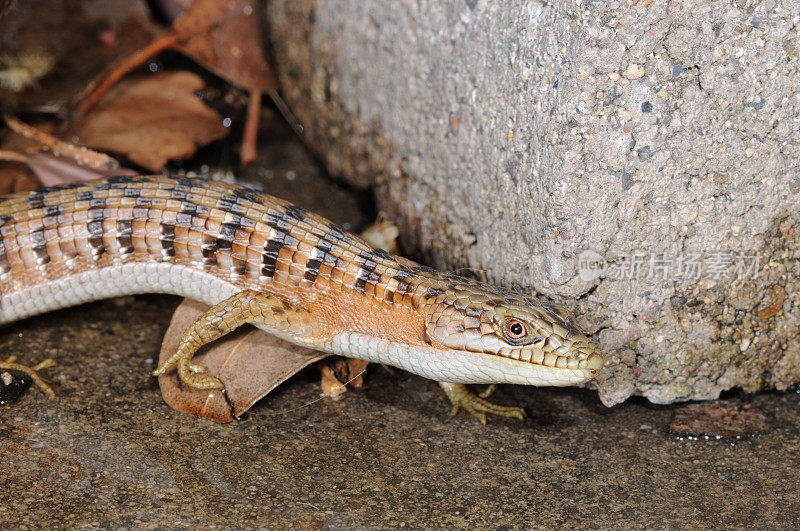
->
2;298;799;528
2;130;800;529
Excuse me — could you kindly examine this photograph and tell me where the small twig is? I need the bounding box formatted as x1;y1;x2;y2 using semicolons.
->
240;89;261;166
267;89;304;137
0;149;29;164
4;115;119;170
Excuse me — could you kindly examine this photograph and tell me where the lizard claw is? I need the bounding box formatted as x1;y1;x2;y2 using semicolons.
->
439;382;526;424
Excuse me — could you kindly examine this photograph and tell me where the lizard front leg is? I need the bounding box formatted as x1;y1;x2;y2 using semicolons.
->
439;382;526;424
153;290;319;390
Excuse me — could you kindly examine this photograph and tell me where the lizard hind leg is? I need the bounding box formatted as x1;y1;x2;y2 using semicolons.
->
153;290;320;390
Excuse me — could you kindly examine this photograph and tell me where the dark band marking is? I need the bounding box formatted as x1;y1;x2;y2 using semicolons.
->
304;248;323;283
107;175;142;185
370;247;394;261
231;255;247;276
177;201;208;227
87;205;106;257
173;176;199;189
117;220;133;254
413;265;438;275
42;204;60;228
326;224;354;244
201;233;218;265
355;251;381;293
123;187;142;199
31;229;49;266
95;176;143;190
232;186;261;203
261;227;300;279
425;287;444;300
304;231;338;283
160;223;176;257
169;187;188;202
266;211;290;233
261;239;282;278
284;204;309;222
218;194;247;217
216;222;236;250
393;269;414;293
76;191;93;202
27;192;46;210
262;211;300;279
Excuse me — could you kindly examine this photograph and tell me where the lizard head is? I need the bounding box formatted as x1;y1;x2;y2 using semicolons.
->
419;279;603;387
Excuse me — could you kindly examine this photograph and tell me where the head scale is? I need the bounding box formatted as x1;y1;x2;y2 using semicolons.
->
421;279;603;384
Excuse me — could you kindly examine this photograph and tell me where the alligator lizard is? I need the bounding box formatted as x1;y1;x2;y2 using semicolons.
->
0;175;603;421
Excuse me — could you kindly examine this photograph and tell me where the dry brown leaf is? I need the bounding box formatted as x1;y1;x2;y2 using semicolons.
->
23;152;138;187
172;0;277;92
0;153;39;195
71;71;227;171
320;358;370;400
158;299;327;423
0;166;38;195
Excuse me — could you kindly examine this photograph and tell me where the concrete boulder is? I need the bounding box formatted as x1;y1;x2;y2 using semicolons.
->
267;0;800;405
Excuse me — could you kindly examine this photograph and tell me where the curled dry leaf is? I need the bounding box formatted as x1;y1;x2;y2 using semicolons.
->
71;71;227;172
0;118;56;193
172;0;277;92
22;152;138;187
158;299;327;423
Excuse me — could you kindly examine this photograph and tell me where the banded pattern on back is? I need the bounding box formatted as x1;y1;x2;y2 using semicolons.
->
0;176;440;312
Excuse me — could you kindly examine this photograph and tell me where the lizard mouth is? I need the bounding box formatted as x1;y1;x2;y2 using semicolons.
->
495;343;604;373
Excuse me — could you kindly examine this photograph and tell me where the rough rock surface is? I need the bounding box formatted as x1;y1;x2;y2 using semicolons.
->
266;0;800;405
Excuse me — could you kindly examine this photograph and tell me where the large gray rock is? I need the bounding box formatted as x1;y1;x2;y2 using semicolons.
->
267;0;800;405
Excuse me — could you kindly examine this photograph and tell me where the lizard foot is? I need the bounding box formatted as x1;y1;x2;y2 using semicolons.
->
153;354;224;390
438;382;526;424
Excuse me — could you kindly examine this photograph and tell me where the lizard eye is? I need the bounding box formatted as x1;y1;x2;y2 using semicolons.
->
503;318;529;344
